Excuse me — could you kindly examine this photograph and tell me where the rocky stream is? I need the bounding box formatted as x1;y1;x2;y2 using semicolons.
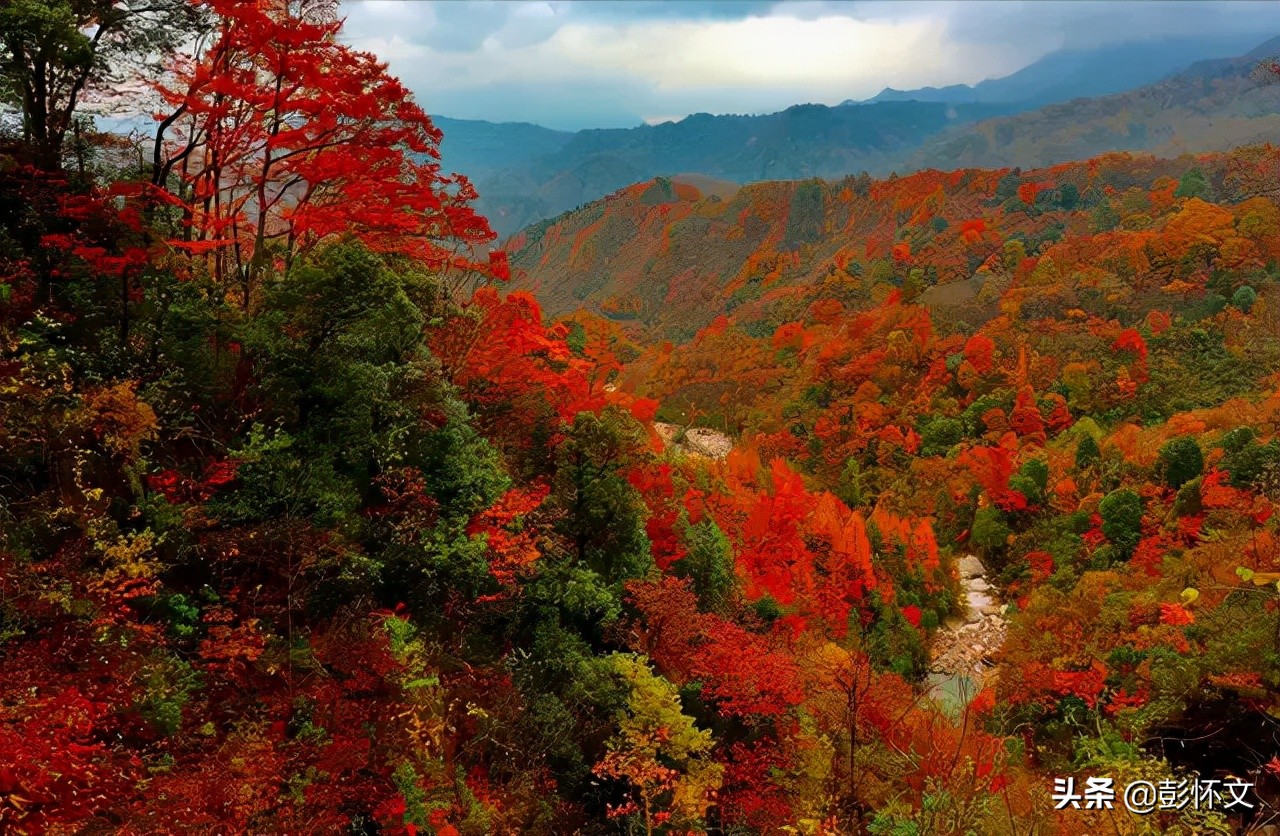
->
654;424;1009;712
925;554;1009;712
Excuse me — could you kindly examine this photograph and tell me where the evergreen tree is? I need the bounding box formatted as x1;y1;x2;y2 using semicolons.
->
1099;489;1144;558
1174;168;1211;200
1157;436;1204;489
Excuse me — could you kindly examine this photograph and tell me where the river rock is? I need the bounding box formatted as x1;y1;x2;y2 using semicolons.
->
930;563;1010;684
653;423;733;460
966;588;997;615
683;428;733;459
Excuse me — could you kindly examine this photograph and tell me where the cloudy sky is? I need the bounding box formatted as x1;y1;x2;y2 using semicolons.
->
338;1;1277;131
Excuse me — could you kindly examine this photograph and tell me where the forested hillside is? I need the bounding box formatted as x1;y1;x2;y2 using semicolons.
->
1;1;1279;834
510;146;1279;342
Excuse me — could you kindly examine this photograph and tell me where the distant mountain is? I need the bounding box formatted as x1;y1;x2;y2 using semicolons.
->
857;84;975;106
906;35;1280;172
438;36;1277;239
854;35;1262;108
453;101;1017;237
432;116;573;177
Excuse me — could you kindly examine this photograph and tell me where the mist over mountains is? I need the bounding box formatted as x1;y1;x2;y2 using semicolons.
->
904;35;1280;172
854;34;1260;107
435;34;1278;238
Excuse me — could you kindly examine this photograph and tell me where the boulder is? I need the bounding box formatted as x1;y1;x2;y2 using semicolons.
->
966;588;996;615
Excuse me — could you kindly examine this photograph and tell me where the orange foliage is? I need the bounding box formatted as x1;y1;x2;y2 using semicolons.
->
964;334;996;375
468;484;550;586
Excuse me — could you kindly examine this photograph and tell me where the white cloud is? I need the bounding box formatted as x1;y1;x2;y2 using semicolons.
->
336;0;1277;129
539;15;1003;93
345;8;1040;110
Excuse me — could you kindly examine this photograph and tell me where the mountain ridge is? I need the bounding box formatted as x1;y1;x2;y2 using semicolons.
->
853;35;1262;107
439;36;1278;239
906;35;1280;172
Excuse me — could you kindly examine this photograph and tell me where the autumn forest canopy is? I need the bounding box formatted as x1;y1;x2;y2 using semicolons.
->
1;1;1280;834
